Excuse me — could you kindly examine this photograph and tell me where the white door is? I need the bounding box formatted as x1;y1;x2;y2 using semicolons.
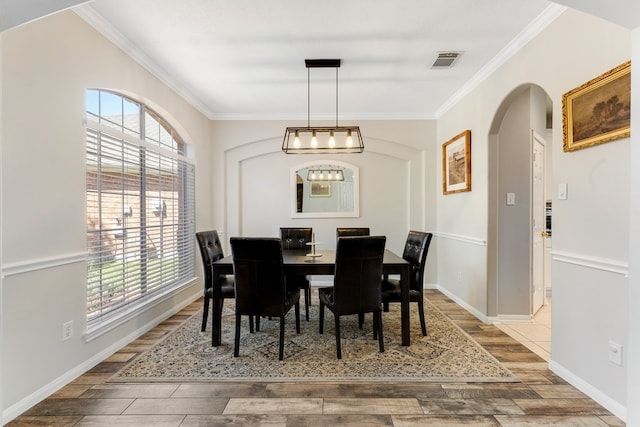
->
531;131;546;315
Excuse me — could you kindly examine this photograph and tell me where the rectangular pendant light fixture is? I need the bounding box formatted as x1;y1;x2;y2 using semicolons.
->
282;59;365;154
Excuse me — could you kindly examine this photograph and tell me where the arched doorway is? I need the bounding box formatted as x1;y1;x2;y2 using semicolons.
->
487;84;553;320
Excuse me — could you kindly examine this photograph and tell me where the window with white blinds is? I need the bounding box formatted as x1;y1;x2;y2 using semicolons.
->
86;89;195;332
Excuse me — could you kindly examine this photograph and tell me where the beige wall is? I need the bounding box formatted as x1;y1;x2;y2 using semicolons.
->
437;8;630;417
209;119;437;260
1;10;210;417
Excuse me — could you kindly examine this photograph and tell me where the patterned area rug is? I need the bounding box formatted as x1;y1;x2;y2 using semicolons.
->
110;298;517;383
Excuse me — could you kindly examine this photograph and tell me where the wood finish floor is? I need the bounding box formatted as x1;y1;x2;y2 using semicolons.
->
8;290;625;426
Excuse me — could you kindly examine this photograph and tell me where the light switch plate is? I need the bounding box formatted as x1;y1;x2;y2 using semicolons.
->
506;193;515;205
558;183;568;200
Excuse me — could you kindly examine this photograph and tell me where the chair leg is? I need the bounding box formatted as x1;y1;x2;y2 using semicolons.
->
383;301;390;312
373;310;378;340
295;301;301;334
201;296;210;331
256;316;261;331
376;311;384;353
319;300;325;334
279;315;285;361
417;298;427;336
305;287;311;321
249;315;254;333
358;313;364;330
233;314;241;357
334;315;342;359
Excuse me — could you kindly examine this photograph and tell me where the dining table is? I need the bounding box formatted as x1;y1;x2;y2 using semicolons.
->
209;248;412;347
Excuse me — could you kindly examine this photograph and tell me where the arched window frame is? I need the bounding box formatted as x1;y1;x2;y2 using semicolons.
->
85;89;196;338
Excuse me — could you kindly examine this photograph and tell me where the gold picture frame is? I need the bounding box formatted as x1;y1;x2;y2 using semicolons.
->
442;130;471;195
562;61;631;152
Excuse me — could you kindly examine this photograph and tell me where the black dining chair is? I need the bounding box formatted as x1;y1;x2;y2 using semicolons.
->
196;230;236;332
336;227;370;238
381;231;433;336
230;237;301;360
319;235;386;359
280;227;313;321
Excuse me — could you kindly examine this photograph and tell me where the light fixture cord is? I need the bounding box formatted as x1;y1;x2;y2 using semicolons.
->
307;67;310;128
335;67;339;127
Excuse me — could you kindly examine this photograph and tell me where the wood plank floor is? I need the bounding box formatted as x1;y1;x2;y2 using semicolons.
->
7;290;625;426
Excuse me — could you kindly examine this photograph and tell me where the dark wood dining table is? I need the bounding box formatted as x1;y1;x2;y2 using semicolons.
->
210;249;412;347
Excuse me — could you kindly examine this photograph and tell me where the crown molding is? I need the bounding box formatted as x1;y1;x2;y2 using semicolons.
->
72;4;216;119
435;3;567;118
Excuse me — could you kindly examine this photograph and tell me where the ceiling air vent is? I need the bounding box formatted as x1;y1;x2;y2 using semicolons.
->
431;52;462;68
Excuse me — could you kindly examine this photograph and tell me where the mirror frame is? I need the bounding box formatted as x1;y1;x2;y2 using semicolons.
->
290;159;360;218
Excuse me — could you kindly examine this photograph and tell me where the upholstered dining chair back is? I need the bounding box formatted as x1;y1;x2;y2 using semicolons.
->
279;227;313;321
333;236;386;314
319;235;386;358
336;227;370;238
381;230;433;336
280;227;313;250
229;237;300;360
195;230;235;331
402;231;433;291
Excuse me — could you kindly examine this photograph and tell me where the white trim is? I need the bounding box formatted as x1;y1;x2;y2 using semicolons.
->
1;292;199;424
433;285;494;324
497;314;534;323
435;4;567;118
72;6;215;120
551;250;629;277
1;252;87;278
435;232;487;246
86;120;195;165
0;32;4;427
85;277;198;342
549;360;627;422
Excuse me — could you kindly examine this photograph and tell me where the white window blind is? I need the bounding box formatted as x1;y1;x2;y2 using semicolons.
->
86;89;195;330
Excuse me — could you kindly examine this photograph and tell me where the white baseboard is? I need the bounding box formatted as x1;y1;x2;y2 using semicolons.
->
549;360;626;422
497;314;533;323
428;284;626;422
2;292;199;423
431;285;494;324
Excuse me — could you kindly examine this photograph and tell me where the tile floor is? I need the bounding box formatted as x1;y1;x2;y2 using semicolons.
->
496;298;552;362
8;291;625;426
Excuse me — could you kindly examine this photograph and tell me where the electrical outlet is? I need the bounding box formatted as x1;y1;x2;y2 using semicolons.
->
62;321;73;341
608;341;623;366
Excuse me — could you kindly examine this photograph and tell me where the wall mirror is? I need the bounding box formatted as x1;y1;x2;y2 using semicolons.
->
290;160;359;218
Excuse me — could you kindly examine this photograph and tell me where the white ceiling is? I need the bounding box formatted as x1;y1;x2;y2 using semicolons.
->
75;0;566;120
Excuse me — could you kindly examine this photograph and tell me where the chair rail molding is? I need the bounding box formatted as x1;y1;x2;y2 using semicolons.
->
551;250;629;277
1;252;87;278
435;232;487;246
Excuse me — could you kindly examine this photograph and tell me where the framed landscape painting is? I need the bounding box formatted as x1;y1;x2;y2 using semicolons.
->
563;61;631;152
442;130;471;195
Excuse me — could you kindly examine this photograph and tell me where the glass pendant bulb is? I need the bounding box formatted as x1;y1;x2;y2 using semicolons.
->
311;130;318;148
346;129;353;147
329;130;335;148
293;130;300;148
310;170;317;180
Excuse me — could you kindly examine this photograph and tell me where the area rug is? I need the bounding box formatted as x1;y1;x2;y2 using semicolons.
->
110;298;518;383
